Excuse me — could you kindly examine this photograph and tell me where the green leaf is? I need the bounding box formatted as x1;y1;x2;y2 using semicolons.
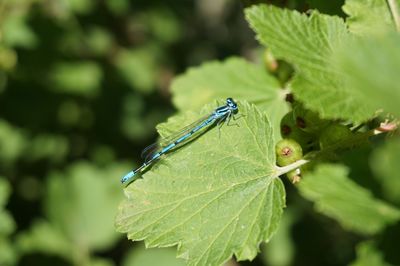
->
116;102;286;265
298;164;400;235
343;0;399;35
50;62;102;96
332;33;400;118
245;5;346;78
370;139;400;205
349;241;390;266
171;57;289;142
245;5;376;122
45;162;125;252
122;243;185;266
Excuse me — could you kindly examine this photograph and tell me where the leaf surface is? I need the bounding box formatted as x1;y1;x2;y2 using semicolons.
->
171;57;289;141
371;139;400;205
245;5;376;122
298;164;400;235
343;0;399;35
116;102;285;265
332;33;400;118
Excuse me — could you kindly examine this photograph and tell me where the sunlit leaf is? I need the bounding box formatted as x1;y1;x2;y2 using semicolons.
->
116;102;285;265
332;33;400;118
245;4;376;122
171;57;289;142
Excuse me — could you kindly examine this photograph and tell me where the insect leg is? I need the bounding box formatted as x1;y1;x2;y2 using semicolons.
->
227;112;239;127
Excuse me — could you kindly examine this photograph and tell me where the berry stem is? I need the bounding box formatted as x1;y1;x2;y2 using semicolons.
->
275;159;309;177
275;123;397;178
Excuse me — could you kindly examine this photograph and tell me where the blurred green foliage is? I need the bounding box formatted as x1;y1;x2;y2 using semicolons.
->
0;0;259;265
0;0;399;266
0;178;17;265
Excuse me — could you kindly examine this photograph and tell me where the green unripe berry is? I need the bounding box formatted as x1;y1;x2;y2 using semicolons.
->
276;60;294;84
292;103;329;133
280;112;296;136
280;112;314;150
263;49;278;72
286;168;301;183
275;138;303;166
319;124;353;149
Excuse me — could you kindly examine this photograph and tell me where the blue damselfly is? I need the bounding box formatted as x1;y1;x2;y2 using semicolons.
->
121;98;239;185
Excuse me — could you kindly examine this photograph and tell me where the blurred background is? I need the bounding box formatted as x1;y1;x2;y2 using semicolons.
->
4;0;396;266
0;0;258;265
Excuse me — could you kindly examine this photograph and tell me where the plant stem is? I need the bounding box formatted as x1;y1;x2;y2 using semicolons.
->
275;159;309;177
388;0;400;32
275;124;395;178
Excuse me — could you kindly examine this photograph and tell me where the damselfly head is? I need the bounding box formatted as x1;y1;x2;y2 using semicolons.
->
226;98;238;114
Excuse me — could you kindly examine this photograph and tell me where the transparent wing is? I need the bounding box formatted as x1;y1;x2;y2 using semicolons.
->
140;142;160;160
140;114;213;163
